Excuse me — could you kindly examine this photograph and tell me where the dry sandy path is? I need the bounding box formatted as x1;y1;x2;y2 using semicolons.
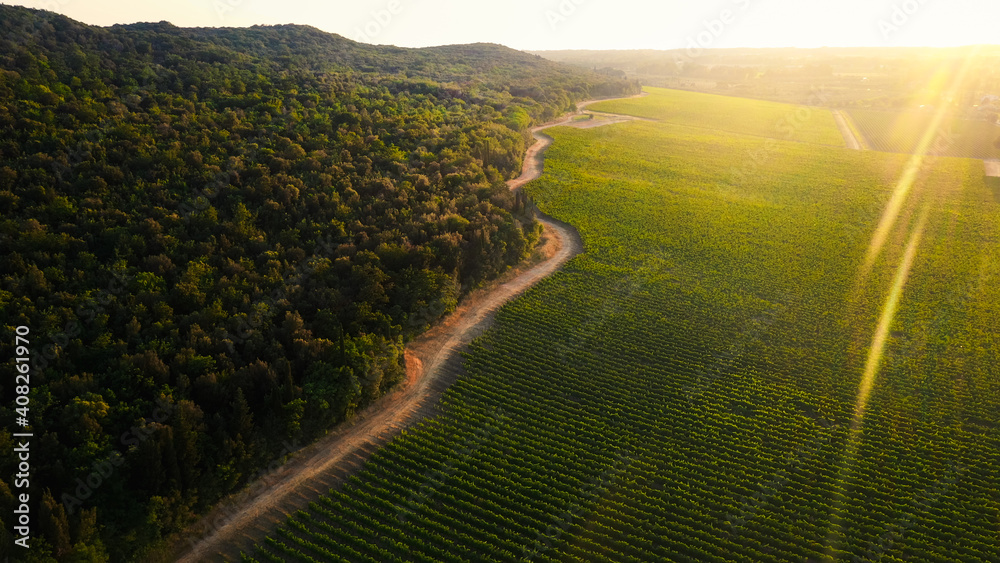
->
832;109;863;151
984;159;1000;177
171;92;643;562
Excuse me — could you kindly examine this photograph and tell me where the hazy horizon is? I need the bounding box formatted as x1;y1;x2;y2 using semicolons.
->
2;0;996;52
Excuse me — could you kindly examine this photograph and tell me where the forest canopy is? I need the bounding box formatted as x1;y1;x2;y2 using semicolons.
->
0;5;640;560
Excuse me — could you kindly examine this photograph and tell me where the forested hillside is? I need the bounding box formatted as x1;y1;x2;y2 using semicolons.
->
0;5;639;560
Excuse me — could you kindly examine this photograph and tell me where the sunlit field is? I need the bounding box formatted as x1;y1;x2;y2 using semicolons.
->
251;89;1000;562
590;86;845;146
848;108;1000;159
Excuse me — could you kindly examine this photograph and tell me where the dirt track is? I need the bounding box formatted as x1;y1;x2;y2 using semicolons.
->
171;93;643;562
832;110;863;151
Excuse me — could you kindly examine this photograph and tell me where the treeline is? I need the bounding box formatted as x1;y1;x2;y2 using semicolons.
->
0;5;640;561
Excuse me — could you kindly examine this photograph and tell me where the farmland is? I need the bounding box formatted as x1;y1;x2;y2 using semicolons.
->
848;108;1000;159
249;89;1000;562
589;86;845;146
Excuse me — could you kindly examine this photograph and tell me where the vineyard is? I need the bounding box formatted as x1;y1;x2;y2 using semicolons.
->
588;86;845;146
848;108;1000;159
248;90;1000;562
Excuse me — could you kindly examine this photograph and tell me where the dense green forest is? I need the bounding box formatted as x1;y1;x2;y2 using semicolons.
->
0;5;639;560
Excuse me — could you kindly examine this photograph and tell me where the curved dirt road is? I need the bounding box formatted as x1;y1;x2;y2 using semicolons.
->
173;92;644;563
509;93;647;190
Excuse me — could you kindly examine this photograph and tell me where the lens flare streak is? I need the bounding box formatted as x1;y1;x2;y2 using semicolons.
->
853;205;929;428
824;205;930;557
858;49;979;281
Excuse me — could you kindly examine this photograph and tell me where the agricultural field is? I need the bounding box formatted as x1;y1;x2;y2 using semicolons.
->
847;108;1000;159
249;90;1000;562
589;86;845;146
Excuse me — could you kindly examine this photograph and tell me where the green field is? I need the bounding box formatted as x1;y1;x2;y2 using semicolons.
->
848;108;1000;159
250;90;1000;562
590;86;845;146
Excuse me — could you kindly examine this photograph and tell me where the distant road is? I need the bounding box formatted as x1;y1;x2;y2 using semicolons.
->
832;109;864;150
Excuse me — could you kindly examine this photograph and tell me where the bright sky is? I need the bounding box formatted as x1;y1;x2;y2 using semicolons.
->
2;0;994;51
